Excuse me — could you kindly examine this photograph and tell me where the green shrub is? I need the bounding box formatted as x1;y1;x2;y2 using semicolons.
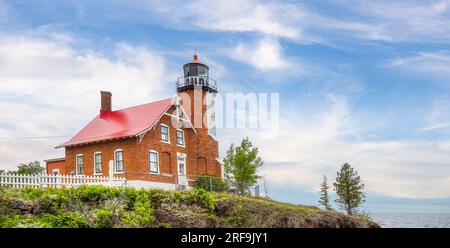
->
95;209;114;228
189;188;216;212
227;204;245;227
75;186;120;203
120;190;154;227
43;211;87;228
193;175;229;192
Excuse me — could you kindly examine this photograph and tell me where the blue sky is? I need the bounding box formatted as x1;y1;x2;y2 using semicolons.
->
0;0;449;213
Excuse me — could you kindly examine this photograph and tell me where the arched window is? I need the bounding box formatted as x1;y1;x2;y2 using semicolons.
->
197;157;207;175
161;152;171;174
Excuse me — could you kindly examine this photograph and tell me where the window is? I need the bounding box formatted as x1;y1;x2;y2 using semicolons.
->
94;152;102;175
76;155;83;175
52;169;60;175
114;149;124;173
176;129;185;146
149;151;159;173
160;124;170;143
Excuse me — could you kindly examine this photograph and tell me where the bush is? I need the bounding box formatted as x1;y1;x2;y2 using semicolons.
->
193;175;229;192
74;186;120;203
120;189;154;227
42;212;87;228
95;209;114;228
189;188;216;212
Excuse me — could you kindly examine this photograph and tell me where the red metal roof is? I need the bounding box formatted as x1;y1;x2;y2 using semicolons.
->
56;98;173;148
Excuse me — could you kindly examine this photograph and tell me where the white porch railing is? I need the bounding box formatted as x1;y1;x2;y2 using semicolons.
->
0;173;127;188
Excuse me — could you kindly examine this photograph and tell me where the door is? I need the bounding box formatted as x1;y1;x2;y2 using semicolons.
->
177;153;187;188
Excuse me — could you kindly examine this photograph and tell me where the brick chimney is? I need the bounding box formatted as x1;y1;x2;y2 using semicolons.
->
100;91;112;117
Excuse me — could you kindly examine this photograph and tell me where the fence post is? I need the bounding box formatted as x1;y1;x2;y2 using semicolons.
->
209;177;212;192
39;173;43;188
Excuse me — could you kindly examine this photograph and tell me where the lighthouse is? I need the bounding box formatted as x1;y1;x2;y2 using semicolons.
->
176;53;217;137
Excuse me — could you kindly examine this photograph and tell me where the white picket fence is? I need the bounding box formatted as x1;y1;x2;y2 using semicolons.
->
0;173;127;188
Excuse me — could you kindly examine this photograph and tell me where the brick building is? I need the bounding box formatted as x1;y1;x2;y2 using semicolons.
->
46;54;222;189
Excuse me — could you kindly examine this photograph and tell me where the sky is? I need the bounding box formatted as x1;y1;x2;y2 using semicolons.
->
0;0;449;213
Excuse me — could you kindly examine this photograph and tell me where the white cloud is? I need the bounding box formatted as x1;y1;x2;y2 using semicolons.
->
334;0;450;43
231;38;290;71
385;52;450;81
0;34;173;170
132;0;450;43
418;98;450;132
219;93;450;199
147;0;301;40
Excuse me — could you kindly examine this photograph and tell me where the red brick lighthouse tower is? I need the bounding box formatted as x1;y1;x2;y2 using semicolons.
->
176;54;222;179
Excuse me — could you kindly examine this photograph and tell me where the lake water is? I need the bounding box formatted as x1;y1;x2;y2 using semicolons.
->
372;213;450;228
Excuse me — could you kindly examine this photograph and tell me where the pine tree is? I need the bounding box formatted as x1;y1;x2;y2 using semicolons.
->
318;175;332;211
333;162;366;215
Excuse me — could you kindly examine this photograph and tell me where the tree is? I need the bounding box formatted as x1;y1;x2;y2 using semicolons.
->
333;162;366;215
193;174;229;192
223;137;264;195
318;175;332;211
15;161;45;175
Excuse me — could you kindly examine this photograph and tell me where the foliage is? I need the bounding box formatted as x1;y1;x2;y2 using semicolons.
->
0;186;378;228
318;175;333;211
0;215;51;228
188;188;216;212
95;209;114;228
193;174;229;192
227;204;245;227
333;162;366;215
14;161;45;175
122;190;155;227
223;137;264;195
76;186;120;202
43;212;87;228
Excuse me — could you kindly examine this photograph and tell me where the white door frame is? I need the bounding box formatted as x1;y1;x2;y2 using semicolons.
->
176;152;187;186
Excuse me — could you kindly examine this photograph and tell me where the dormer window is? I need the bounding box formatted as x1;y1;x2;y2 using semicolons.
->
160;124;170;143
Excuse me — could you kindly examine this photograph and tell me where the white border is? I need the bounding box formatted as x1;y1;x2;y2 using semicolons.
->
176;152;187;185
176;129;185;147
75;154;83;175
114;149;124;174
93;151;102;175
160;123;170;144
149;150;159;174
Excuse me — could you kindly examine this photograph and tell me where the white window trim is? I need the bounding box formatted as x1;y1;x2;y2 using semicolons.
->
52;169;60;175
176;129;185;147
149;150;160;174
114;149;124;174
93;151;102;175
160;124;170;144
75;154;83;176
176;152;187;176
